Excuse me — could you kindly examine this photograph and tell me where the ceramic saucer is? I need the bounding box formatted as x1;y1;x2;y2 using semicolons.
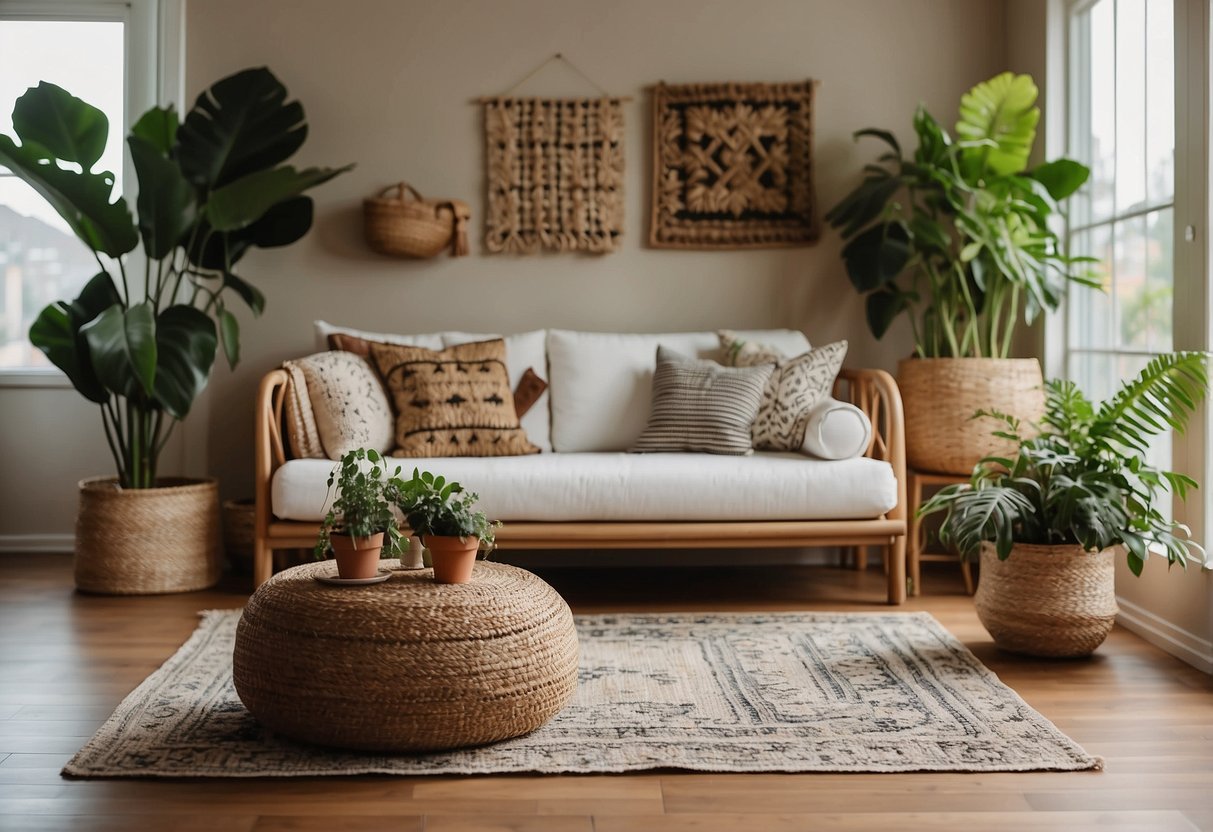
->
314;569;392;586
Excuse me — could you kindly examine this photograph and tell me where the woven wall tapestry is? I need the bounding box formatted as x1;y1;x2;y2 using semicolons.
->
483;97;624;254
649;81;819;249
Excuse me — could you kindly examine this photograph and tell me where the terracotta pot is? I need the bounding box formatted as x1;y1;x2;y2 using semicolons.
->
898;357;1045;475
975;542;1118;658
75;477;221;595
424;535;480;584
329;532;385;579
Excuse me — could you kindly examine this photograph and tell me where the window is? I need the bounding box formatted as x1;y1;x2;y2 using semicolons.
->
0;0;170;377
0;16;126;369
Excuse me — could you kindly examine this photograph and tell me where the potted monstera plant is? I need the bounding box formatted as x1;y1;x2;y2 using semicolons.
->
395;469;499;585
920;352;1209;657
0;67;351;594
826;72;1096;475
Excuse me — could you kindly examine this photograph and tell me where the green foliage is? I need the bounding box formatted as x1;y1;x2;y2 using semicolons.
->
395;469;500;556
1;69;351;487
314;449;406;561
825;72;1096;358
920;352;1210;574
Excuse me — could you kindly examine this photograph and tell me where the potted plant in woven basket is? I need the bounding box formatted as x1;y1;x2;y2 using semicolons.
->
314;449;406;580
920;352;1210;657
0;68;350;594
395;469;499;584
826;72;1097;475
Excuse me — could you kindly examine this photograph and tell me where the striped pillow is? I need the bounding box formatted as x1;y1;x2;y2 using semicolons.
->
631;346;773;455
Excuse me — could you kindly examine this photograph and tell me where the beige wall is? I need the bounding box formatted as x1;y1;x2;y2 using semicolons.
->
184;0;1008;500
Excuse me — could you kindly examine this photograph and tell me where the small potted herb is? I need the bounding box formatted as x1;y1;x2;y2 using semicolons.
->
395;469;499;584
314;449;405;579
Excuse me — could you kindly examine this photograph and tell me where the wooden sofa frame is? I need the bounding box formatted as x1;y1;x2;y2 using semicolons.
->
253;367;908;603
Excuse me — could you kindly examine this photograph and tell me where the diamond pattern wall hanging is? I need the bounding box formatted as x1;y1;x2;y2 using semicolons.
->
649;81;820;249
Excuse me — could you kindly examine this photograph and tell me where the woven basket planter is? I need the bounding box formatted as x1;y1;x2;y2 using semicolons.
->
976;542;1118;657
75;477;222;595
221;498;255;575
898;357;1045;475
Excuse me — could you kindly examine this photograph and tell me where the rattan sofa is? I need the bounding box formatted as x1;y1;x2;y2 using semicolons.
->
251;329;908;604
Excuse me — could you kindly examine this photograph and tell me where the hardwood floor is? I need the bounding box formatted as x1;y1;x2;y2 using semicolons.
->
1;552;1210;832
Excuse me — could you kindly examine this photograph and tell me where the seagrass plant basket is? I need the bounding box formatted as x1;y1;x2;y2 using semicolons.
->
975;542;1118;657
898;357;1045;475
363;182;471;258
75;477;222;595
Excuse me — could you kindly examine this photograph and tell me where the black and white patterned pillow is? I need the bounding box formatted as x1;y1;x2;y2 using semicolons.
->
289;352;395;459
631;346;773;456
719;332;848;451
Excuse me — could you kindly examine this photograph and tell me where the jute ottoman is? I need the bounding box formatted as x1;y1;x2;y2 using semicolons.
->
233;560;579;752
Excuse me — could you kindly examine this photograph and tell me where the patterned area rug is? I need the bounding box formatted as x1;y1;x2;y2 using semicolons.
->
64;611;1099;777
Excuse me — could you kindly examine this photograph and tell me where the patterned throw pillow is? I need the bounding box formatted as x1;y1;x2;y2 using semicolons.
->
631;346;773;456
370;339;539;458
281;362;325;459
719;331;848;451
285;352;395;459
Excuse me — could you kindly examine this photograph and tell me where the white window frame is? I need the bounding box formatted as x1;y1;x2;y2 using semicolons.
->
0;0;183;387
1047;0;1210;581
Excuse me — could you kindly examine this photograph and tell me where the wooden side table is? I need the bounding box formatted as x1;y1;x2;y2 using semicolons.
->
907;469;975;596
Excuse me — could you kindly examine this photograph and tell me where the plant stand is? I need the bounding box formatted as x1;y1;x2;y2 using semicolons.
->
907;468;974;597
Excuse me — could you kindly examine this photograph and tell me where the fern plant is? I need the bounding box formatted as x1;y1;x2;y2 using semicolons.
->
920;352;1210;575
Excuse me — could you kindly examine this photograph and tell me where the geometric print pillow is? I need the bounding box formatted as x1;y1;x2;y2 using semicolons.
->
720;331;848;451
369;339;539;458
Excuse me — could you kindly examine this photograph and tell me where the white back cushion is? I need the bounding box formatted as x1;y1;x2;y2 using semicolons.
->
312;322;552;451
547;329;811;452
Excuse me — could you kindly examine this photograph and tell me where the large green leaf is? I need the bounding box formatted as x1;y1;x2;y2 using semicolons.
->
841;222;911;292
153;306;217;419
955;72;1040;179
28;272;122;403
866;286;912;340
11;81;107;171
223;272;266;316
204;164;353;231
130;105;179;156
82;302;158;399
0;136;138;257
176;67;308;189
129;135;195;259
218;306;240;369
1029;158;1090;200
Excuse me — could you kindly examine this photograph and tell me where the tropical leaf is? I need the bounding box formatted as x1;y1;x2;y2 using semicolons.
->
955;72;1040;179
129;135;195;259
153;306;217;420
130;105;179;155
28;272;121;404
203;164;352;231
11;81;107;170
1093;352;1209;453
81;302;158;399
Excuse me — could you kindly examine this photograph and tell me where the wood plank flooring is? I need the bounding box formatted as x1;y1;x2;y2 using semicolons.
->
1;552;1210;832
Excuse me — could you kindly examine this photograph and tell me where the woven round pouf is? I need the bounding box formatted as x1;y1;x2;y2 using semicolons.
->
976;542;1118;658
233;560;579;752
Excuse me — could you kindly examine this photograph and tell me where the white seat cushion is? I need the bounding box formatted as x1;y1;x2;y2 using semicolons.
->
272;452;897;522
547;329;812;452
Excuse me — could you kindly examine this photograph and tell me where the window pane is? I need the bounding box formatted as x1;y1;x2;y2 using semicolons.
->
1146;0;1175;204
1115;0;1147;214
1073;0;1117;225
1069;224;1115;350
1069;350;1115;405
0;19;124;369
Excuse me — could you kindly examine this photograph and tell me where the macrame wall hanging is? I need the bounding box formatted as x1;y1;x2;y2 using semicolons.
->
482;54;625;254
649;81;820;250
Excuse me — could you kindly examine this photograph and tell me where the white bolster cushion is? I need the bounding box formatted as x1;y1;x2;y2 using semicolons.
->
799;397;872;460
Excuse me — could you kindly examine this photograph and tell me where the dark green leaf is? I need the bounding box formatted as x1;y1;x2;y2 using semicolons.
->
204;164;353;231
218;307;240;370
0;135;138;257
1029;158;1090;200
177;67;309;189
853;128;901;156
153;305;217;419
11;81;107;171
865;287;910;340
841;222;911;292
223;272;266;316
128;135;196;259
130;106;179;155
81;302;158;398
28;272;122;404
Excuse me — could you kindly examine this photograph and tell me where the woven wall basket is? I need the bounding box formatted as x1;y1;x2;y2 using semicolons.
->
363;182;470;258
976;542;1118;657
75;477;222;595
898;357;1045;475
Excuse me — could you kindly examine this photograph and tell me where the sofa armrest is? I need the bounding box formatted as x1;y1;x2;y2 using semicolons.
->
254;369;291;586
833;368;907;523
